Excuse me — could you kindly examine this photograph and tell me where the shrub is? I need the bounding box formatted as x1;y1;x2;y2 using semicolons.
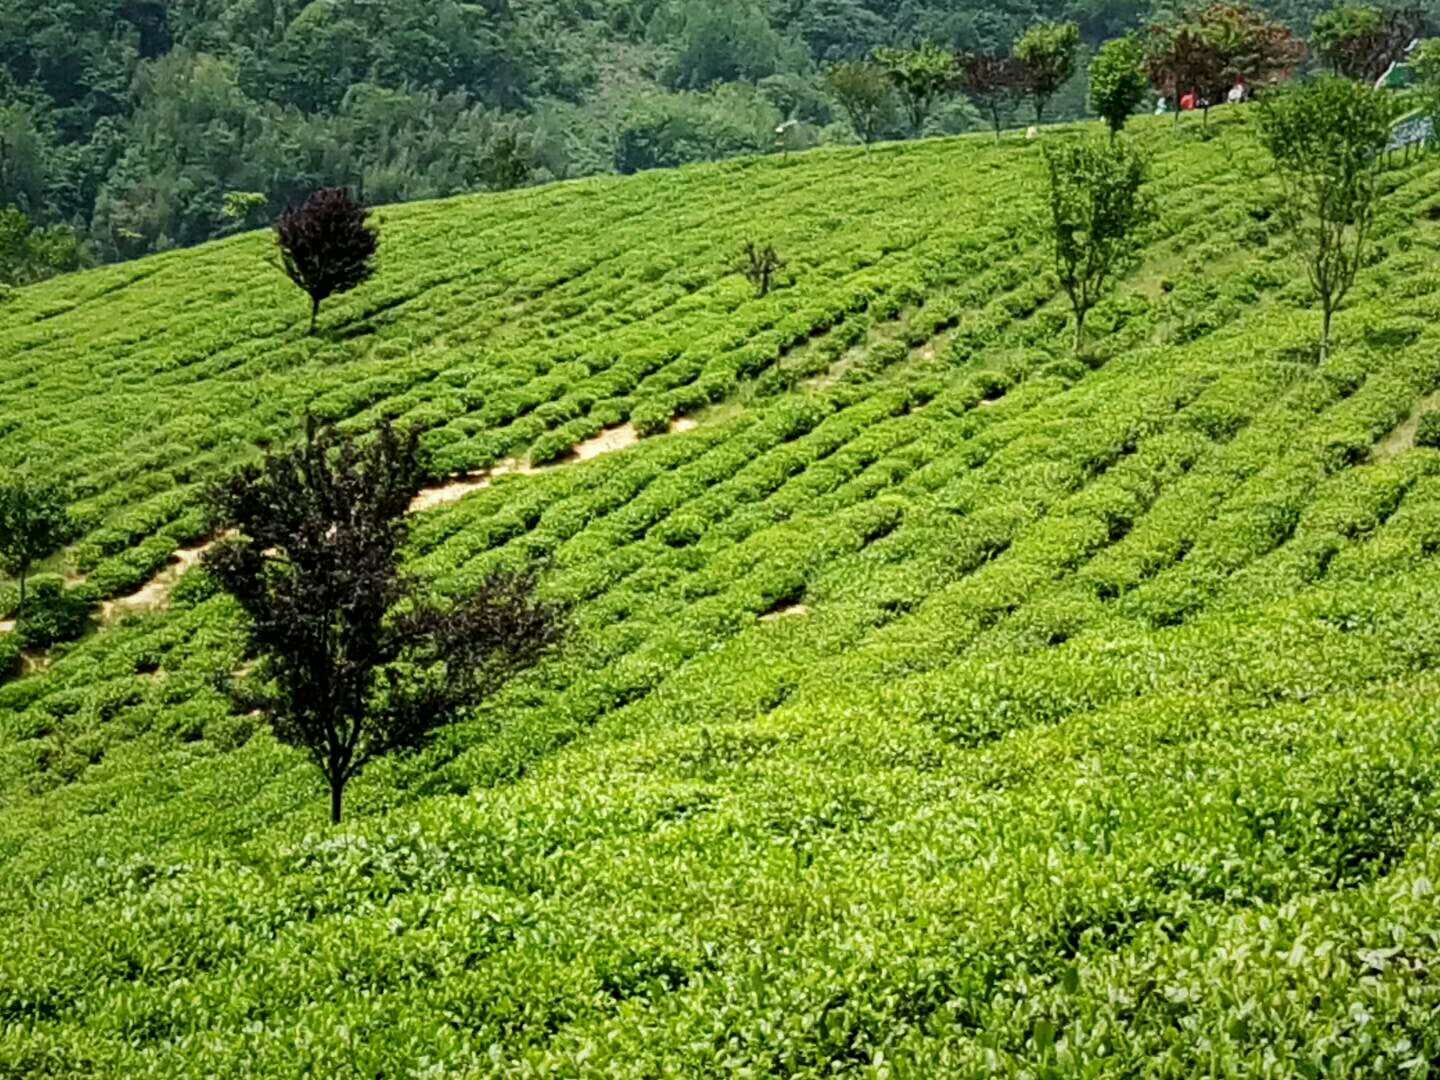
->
1415;411;1440;449
973;370;1011;400
170;566;223;609
632;400;674;438
0;631;21;680
651;513;706;547
16;575;90;649
529;430;576;466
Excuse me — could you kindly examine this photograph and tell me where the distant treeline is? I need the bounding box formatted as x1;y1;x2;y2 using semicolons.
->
0;0;1434;278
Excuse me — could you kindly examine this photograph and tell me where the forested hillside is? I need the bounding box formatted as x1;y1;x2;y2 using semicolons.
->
2;0;1433;274
3;109;1440;1073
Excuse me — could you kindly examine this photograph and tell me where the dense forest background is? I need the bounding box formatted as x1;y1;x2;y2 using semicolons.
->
1;0;1434;272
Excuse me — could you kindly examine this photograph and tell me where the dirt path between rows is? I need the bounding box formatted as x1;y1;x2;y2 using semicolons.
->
407;458;537;514
100;542;213;622
18;415;703;634
410;417;697;514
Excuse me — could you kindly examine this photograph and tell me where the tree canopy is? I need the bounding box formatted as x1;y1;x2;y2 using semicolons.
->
0;476;76;610
274;187;379;334
1145;2;1305;119
1043;137;1154;351
0;0;1420;278
1089;33;1150;136
876;43;961;132
204;420;562;824
1015;21;1083;124
1312;4;1424;80
1257;76;1394;362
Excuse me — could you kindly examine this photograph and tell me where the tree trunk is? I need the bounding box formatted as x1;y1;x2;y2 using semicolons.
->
1074;310;1086;354
330;776;344;824
309;296;320;336
1320;305;1332;365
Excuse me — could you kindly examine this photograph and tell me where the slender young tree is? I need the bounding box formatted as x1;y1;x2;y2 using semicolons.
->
0;476;76;610
1043;139;1154;352
274;187;379;334
875;42;959;134
737;240;785;297
960;52;1028;140
1014;21;1081;126
824;60;898;151
1090;34;1150;139
1258;77;1394;363
204;420;562;824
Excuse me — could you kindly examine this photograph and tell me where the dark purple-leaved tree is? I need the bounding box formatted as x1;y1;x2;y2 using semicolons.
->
274;187;378;334
204;420;563;823
959;52;1028;141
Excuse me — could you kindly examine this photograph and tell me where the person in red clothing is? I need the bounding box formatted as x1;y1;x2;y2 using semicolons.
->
1179;90;1198;111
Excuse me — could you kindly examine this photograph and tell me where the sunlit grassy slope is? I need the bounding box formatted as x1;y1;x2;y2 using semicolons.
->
5;112;1440;1076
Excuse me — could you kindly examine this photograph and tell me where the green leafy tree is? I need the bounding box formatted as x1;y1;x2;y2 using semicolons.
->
1015;21;1081;126
1312;4;1423;81
791;0;890;63
1043;138;1154;352
612;87;781;174
825;61;897;150
0;476;77;610
221;191;268;234
203;420;563;824
663;0;787;90
0;106;52;216
1411;38;1440;124
1258;77;1394;363
875;42;959;133
1090;34;1150;139
477;126;534;192
0;208;87;286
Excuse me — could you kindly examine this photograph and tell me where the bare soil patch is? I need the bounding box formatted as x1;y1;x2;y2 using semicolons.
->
760;603;811;623
412;417;696;513
573;423;640;462
1376;390;1440;461
101;541;214;623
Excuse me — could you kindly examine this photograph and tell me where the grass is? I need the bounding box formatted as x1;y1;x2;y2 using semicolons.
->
3;110;1440;1075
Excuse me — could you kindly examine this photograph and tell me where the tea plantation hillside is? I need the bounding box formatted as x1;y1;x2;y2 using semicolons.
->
5;113;1440;1075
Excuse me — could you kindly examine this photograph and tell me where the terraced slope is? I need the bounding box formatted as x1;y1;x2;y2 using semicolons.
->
4;113;1440;1076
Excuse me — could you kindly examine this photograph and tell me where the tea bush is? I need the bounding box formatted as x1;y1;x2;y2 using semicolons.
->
1416;410;1440;449
4;113;1440;1076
